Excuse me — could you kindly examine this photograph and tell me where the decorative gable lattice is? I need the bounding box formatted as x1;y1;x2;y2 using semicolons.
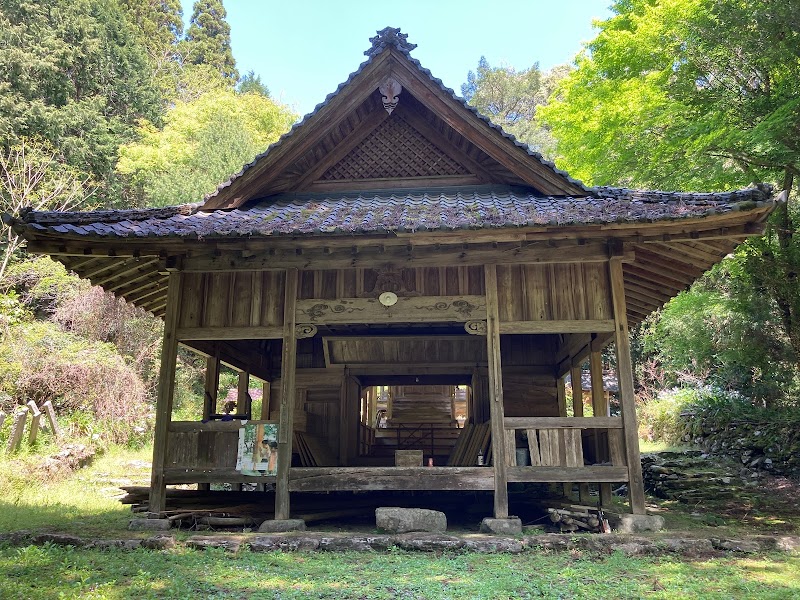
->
319;116;470;181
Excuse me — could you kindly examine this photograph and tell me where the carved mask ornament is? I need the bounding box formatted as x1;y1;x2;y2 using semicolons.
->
379;78;402;114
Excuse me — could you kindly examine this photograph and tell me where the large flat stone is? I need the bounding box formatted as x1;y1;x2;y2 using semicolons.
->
375;507;446;533
606;513;664;533
480;517;522;536
257;519;306;533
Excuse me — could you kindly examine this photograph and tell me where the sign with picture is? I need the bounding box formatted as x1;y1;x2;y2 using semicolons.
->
236;423;279;475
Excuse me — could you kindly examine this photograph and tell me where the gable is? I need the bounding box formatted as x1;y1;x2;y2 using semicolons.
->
318;116;471;182
201;28;587;210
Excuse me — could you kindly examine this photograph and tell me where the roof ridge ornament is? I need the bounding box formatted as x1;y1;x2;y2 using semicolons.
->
379;77;402;114
365;27;417;57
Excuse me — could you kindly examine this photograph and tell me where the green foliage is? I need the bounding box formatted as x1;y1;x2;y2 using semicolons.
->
117;87;296;206
0;0;162;203
462;57;566;157
0;320;148;443
638;253;798;407
182;0;238;83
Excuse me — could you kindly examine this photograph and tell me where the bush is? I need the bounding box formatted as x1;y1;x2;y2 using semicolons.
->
0;321;148;444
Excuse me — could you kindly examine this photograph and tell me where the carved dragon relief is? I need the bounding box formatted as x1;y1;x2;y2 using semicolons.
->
359;267;420;298
378;78;402;114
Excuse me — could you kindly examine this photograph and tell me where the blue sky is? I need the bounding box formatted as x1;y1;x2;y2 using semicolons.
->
181;1;614;117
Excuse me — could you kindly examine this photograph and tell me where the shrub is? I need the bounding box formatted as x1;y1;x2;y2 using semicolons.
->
0;321;148;444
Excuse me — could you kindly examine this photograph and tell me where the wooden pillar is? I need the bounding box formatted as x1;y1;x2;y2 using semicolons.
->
27;401;41;445
591;350;613;505
556;376;567;418
338;369;349;464
6;407;28;453
149;272;183;516
570;365;584;417
275;268;298;521
238;370;251;418
609;257;646;515
260;380;271;420
203;356;219;420
484;265;509;519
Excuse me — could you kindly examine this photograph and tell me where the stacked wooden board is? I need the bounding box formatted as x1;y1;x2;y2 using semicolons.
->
294;432;338;467
446;422;491;466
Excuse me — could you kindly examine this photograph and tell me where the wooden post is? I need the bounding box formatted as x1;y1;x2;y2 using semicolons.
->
26;401;41;445
570;365;584;417
590;350;613;505
484;264;509;519
42;400;60;438
338;369;349;464
203;356;219;420
6;407;28;453
148;272;183;516
556;376;567;418
609;257;647;515
275;268;298;521
260;380;271;420
238;370;251;418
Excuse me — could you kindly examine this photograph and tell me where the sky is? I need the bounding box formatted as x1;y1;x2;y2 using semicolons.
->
181;1;614;117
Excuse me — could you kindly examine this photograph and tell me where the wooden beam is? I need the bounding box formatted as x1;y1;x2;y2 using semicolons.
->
507;466;629;483
148;272;183;516
296;295;487;324
287;466;494;492
180;241;615;273
275;268;298;520
176;326;284;341
609;258;647;515
504;417;623;429
499;319;615;335
484;264;509;518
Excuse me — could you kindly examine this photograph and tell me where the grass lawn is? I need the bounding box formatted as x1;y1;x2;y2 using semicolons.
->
1;441;799;598
0;544;798;599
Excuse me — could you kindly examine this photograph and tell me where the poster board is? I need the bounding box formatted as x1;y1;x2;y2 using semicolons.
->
236;422;279;475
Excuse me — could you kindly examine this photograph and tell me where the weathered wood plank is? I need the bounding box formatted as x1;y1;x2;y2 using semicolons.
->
504;417;623;429
507;466;629;483
610;258;646;515
176;325;284;341
526;429;541;466
6;407;28;453
41;400;60;437
504;429;517;467
563;429;583;468
163;468;278;485
498;320;615;334
287;467;494;492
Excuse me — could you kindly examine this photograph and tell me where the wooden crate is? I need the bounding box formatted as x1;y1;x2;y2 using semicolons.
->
394;450;423;467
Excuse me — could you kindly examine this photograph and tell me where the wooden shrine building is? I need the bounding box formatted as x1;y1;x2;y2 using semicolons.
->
9;28;778;524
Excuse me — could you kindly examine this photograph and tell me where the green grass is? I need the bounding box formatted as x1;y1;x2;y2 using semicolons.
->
0;444;152;537
0;545;798;599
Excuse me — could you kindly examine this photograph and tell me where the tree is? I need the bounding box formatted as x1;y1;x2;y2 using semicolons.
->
118;0;184;102
182;0;238;84
0;139;93;279
462;57;567;157
540;0;800;400
117;89;296;206
0;0;162;205
238;70;270;97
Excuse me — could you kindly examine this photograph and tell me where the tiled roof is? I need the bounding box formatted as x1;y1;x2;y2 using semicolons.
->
16;184;774;240
203;27;587;205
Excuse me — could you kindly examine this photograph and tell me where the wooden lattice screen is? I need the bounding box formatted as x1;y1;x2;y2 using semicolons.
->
320;116;470;181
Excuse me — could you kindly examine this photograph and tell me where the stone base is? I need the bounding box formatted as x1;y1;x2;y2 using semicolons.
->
258;519;306;533
606;513;665;533
480;517;522;536
375;507;447;533
128;518;172;531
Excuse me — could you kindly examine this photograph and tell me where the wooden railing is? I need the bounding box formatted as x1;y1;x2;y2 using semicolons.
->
502;417;629;483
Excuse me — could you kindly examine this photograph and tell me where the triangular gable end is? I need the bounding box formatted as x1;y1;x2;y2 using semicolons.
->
201;27;586;210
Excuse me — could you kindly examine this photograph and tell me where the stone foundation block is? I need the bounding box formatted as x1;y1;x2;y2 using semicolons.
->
257;519;306;533
128;518;172;531
480;517;522;536
375;507;446;533
606;513;665;533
